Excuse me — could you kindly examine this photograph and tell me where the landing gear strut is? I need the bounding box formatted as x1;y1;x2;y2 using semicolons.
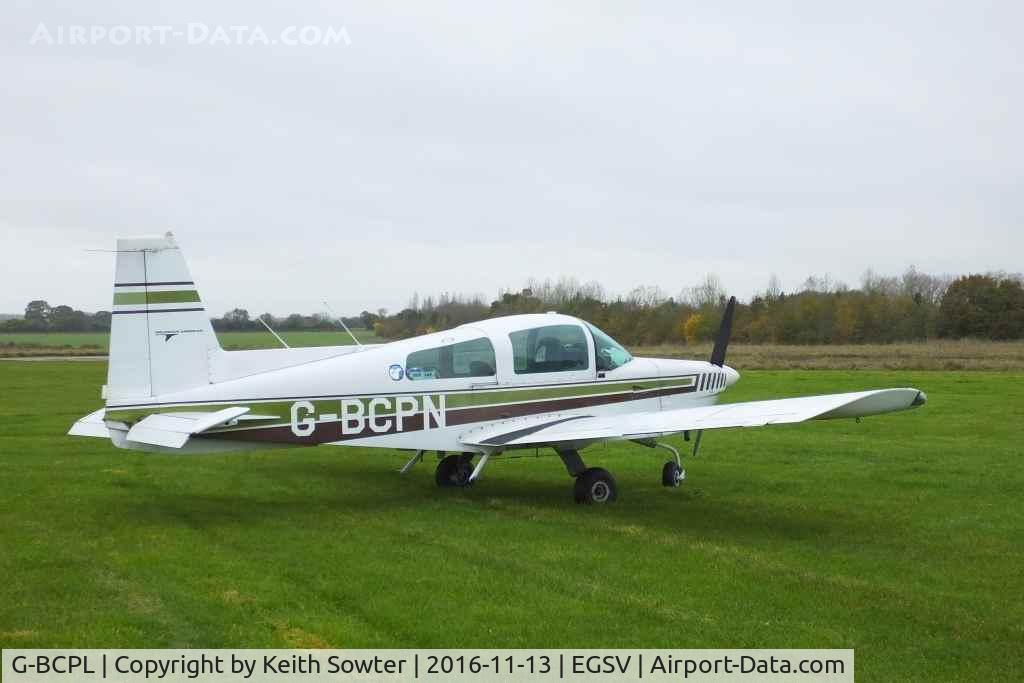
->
435;452;475;487
558;449;619;504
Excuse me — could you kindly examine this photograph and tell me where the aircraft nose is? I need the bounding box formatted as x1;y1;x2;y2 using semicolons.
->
724;365;740;386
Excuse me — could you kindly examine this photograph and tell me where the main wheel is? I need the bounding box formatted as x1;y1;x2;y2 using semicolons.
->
435;454;474;487
661;460;684;487
573;467;618;504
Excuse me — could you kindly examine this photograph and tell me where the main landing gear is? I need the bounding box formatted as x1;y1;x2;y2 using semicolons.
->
432;451;492;488
398;450;491;488
435;452;475;487
575;467;618;504
558;449;619;504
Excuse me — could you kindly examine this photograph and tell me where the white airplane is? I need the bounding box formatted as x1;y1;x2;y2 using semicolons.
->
70;233;927;504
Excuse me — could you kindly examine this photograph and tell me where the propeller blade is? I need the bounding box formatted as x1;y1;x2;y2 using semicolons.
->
709;296;737;367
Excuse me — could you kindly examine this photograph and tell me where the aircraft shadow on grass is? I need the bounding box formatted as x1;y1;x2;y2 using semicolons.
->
107;455;873;548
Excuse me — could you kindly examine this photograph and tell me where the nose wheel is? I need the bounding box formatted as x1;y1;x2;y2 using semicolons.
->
649;441;687;488
661;460;685;487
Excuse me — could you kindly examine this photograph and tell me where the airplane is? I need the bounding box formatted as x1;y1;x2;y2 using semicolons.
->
69;233;927;504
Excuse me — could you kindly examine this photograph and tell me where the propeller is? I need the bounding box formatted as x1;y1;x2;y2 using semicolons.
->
687;295;737;459
709;296;737;367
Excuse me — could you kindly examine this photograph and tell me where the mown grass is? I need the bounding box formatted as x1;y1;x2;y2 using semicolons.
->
0;363;1021;681
0;330;379;356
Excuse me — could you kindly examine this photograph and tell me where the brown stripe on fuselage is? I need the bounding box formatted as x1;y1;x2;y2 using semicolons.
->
201;384;695;446
445;385;691;426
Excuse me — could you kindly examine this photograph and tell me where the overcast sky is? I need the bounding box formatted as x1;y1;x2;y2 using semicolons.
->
1;1;1021;317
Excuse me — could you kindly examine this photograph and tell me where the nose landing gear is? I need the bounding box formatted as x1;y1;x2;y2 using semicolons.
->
661;460;685;487
655;442;685;487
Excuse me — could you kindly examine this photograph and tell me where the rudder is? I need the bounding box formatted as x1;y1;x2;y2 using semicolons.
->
106;232;221;400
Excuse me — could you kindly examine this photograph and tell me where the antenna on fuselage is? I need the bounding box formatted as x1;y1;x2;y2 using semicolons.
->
322;301;363;347
257;314;290;348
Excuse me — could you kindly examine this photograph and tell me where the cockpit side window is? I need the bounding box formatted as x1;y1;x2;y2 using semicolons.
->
509;324;589;374
585;323;633;371
406;337;496;380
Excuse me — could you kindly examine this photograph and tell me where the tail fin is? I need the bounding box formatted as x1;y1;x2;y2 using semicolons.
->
106;232;221;400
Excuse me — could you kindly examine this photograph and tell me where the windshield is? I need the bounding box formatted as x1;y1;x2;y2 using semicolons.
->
586;323;633;371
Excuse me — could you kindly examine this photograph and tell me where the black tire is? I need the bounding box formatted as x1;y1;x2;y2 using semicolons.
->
435;453;474;487
662;460;683;487
573;467;618;504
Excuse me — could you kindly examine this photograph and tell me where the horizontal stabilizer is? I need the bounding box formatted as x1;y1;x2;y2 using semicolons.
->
461;388;926;449
125;422;191;448
67;408;111;439
125;406;250;448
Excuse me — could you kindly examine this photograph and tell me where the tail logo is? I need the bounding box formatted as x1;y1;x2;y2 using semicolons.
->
154;328;202;342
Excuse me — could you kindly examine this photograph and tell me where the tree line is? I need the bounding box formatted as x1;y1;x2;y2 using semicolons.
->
5;268;1023;344
0;302;368;335
371;269;1024;345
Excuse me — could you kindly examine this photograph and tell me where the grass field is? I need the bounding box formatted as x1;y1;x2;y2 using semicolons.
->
0;363;1021;680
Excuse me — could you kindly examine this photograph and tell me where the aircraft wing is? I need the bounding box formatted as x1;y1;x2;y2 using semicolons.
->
460;388;926;449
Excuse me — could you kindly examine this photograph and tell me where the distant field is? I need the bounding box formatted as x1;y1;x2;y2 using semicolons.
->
3;332;1023;370
0;330;379;356
0;362;1020;680
632;340;1024;371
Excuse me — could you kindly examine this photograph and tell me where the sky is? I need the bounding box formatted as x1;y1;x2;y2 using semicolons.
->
1;1;1021;317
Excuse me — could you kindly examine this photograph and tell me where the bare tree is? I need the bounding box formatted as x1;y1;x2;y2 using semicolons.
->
682;274;725;308
900;265;951;304
626;285;667;307
766;274;782;303
802;274;849;294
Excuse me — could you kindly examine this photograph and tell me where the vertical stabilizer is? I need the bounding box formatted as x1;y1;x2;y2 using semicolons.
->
106;232;221;400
